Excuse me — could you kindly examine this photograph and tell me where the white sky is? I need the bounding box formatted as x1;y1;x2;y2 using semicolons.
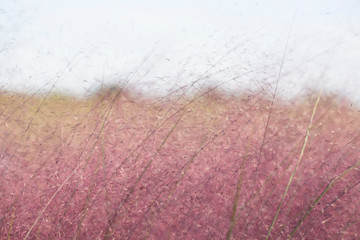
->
0;0;359;102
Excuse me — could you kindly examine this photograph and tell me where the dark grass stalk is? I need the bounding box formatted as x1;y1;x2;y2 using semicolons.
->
6;206;15;240
74;194;91;240
323;181;360;212
226;151;247;240
289;158;360;238
266;87;322;239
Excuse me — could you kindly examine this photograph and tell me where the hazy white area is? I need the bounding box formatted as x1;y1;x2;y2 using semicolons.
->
0;0;359;102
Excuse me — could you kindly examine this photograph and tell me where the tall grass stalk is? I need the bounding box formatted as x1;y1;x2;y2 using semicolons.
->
266;86;322;239
6;206;15;240
226;151;247;240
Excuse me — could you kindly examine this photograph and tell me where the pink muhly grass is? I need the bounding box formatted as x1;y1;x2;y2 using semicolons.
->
0;87;360;239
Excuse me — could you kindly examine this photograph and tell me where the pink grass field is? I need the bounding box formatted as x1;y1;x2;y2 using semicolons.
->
1;88;360;239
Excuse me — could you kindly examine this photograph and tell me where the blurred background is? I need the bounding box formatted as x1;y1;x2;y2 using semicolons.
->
0;0;359;102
